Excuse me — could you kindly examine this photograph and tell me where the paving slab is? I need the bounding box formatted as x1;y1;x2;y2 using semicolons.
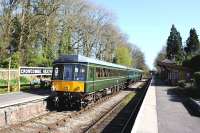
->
156;84;200;133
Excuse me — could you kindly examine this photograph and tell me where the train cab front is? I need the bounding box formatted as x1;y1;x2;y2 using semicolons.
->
51;63;86;92
50;63;87;108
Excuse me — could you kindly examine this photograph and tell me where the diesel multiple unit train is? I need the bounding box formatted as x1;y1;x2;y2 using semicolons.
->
50;55;143;108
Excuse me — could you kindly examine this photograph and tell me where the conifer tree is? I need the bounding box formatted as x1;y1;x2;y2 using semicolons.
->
185;28;200;56
166;25;183;63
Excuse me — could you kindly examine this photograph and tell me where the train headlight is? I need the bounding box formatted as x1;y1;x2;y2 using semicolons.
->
51;85;55;91
64;86;69;91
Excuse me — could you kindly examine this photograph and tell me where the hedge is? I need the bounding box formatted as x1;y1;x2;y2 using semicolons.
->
183;55;200;72
0;77;30;86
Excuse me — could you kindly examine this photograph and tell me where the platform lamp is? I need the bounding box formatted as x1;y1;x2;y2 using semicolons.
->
6;45;14;92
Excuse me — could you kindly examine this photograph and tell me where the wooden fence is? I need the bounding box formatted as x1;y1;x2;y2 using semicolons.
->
0;69;19;80
0;67;52;93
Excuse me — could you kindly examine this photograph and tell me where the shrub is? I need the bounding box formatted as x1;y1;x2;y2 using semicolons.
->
0;79;7;86
20;76;30;84
194;72;200;89
178;80;186;88
11;52;21;68
183;55;200;72
10;79;18;86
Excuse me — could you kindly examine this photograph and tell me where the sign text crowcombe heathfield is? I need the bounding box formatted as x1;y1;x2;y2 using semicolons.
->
19;67;53;76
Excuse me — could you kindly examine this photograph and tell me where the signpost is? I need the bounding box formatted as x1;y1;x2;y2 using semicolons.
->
6;45;14;92
8;57;11;92
18;67;53;91
19;67;53;76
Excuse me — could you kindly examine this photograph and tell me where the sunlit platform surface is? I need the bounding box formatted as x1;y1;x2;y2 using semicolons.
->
132;78;200;133
0;89;50;108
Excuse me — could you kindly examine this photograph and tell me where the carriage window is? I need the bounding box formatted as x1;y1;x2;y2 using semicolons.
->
89;67;94;80
52;65;64;80
96;68;100;78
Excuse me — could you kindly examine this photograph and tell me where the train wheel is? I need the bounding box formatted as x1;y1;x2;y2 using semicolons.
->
47;95;57;110
50;96;59;109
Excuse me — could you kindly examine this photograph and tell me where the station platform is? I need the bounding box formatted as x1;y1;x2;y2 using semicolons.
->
132;78;200;133
0;89;50;108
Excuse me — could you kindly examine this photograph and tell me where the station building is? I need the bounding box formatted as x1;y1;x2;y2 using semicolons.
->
157;59;191;85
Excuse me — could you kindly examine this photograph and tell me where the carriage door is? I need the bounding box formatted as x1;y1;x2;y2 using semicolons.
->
89;67;95;92
92;67;95;92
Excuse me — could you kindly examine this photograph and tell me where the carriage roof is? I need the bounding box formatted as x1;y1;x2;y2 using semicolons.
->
54;55;143;72
54;55;127;69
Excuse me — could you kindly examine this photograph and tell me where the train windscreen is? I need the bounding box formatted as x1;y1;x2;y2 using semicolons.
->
52;64;86;81
52;65;64;80
72;64;86;81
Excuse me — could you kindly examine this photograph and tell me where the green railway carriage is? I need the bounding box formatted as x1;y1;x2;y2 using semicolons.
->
51;55;143;108
85;64;129;93
127;68;143;82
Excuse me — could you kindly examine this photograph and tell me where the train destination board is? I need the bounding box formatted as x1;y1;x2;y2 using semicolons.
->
20;67;53;76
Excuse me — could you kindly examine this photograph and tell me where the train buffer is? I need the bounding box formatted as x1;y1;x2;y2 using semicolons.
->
132;77;200;133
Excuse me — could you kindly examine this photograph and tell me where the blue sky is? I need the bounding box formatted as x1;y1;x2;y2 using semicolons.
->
89;0;200;69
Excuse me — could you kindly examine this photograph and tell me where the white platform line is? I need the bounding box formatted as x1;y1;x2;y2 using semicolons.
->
131;82;158;133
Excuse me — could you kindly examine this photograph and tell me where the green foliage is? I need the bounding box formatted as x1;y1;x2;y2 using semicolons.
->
154;47;166;71
115;46;132;67
0;52;21;68
184;28;200;56
0;79;16;86
27;54;47;67
0;79;7;86
0;0;147;69
11;52;21;68
0;59;9;68
59;29;73;55
0;77;29;86
194;72;200;88
166;25;184;63
10;17;21;52
182;54;200;72
20;76;30;84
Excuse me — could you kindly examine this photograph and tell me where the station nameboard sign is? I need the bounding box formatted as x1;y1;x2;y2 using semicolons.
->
19;67;53;76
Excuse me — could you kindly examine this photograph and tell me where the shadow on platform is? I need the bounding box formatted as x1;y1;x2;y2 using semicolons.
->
153;77;200;117
21;87;51;96
151;77;167;86
166;88;200;117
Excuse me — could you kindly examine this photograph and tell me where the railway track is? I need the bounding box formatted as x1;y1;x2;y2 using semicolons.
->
85;78;151;133
0;80;150;133
0;89;127;132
